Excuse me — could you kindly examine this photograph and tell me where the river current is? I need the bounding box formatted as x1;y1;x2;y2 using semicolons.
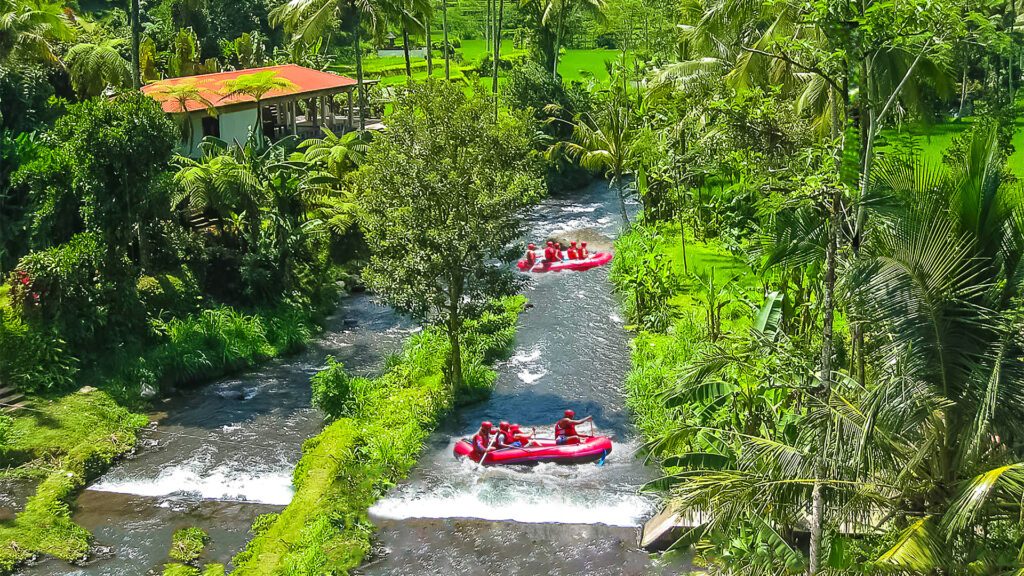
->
17;181;687;575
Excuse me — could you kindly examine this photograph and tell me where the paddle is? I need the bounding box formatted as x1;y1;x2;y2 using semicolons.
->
476;431;499;468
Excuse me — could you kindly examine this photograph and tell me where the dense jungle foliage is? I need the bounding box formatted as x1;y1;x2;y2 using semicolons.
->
4;0;1024;572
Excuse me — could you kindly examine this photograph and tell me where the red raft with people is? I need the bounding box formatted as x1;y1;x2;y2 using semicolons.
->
455;412;612;466
517;240;613;273
453;435;613;466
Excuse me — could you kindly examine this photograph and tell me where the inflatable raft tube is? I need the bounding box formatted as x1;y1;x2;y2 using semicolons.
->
453;436;613;465
517;252;613;273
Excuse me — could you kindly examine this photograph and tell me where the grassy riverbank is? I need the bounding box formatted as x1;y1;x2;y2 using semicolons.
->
230;295;526;575
610;221;758;451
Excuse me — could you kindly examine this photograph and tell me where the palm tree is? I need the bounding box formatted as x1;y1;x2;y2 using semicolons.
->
527;0;606;79
220;71;297;143
296;126;369;179
651;126;1024;573
65;38;131;98
150;79;218;152
550;93;634;224
0;0;74;64
173;141;265;246
130;0;140;88
271;0;383;131
441;0;450;79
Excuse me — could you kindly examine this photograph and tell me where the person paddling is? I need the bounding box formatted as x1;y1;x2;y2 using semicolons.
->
554;410;593;445
567;241;579;260
472;421;497;457
579;242;589;260
525;243;538;268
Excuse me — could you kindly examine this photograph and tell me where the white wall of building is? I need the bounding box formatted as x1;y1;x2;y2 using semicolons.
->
219;108;258;148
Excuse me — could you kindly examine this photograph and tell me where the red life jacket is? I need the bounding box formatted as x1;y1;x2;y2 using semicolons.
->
472;433;490;454
544;246;554;261
580;248;589;260
526;250;536;264
555;419;577;438
496;430;515;447
567;248;578;260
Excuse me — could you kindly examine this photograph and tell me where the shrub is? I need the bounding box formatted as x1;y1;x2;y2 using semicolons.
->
0;415;12;447
137;270;202;320
14;232;110;344
169;527;209;564
154;307;275;386
310;357;356;419
0;295;78;393
162;564;199;576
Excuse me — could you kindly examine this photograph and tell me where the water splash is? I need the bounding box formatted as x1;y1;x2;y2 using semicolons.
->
91;461;295;505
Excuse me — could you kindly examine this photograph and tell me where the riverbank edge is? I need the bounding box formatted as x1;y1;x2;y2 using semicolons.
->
0;290;348;575
229;295;527;575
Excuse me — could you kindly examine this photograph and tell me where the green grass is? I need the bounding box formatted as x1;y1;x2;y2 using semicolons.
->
230;296;526;575
558;49;625;83
0;390;148;573
338;40;621;87
877;117;1024;176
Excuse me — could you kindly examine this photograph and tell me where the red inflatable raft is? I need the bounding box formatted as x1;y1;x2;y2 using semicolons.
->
453;436;613;465
517;252;613;273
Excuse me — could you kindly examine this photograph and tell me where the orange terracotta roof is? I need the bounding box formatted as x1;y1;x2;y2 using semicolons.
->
141;64;357;113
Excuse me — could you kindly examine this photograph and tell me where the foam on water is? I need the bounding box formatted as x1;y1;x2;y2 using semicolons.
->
370;439;655;528
509;347;542;365
91;462;295;505
369;486;653;527
517;368;548;384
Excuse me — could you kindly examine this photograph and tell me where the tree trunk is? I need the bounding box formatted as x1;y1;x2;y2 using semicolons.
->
402;25;413;77
353;7;366;131
615;179;630;226
130;0;141;88
552;3;565;79
492;0;505;96
447;296;464;391
426;16;433;77
809;179;840;574
958;66;969;118
485;0;491;51
679;212;688;273
442;0;450;80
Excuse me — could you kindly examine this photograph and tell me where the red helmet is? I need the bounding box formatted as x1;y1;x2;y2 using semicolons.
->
581;242;587;247
547;241;553;246
499;421;510;431
510;424;521;432
481;421;493;430
528;243;536;249
564;409;575;418
571;241;578;246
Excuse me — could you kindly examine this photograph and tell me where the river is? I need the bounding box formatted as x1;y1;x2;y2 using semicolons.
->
361;181;688;575
17;181;685;575
18;295;414;575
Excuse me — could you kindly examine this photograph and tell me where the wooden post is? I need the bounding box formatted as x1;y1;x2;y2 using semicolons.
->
347;90;354;130
291;100;297;136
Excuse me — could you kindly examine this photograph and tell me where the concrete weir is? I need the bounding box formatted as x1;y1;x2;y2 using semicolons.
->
639;505;708;552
